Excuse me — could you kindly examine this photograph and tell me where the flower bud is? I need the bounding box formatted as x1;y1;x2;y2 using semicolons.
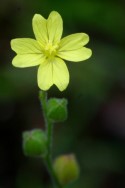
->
22;129;47;157
53;154;80;186
47;98;68;123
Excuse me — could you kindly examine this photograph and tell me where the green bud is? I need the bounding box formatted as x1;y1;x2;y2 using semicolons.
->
22;129;47;157
47;98;68;123
53;154;80;186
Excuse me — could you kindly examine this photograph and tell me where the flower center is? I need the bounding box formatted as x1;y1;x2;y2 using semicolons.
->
44;41;59;57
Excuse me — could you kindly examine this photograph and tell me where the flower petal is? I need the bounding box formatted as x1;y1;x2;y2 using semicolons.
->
32;14;48;47
37;57;69;91
59;33;89;51
47;11;63;44
52;57;69;91
57;47;92;62
12;54;45;68
11;38;42;54
38;60;53;91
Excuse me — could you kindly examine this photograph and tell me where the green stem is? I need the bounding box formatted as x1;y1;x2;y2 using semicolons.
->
39;90;62;188
47;119;53;155
39;90;48;127
45;155;62;188
39;91;52;154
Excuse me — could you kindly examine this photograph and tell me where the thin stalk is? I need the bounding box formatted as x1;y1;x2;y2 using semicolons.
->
39;90;48;127
39;90;62;188
45;155;62;188
39;91;52;154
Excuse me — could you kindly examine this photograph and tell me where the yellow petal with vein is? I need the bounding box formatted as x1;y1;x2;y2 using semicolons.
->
11;38;42;54
52;57;69;91
37;57;69;91
59;33;89;51
32;14;48;47
57;47;92;62
47;11;63;44
12;54;45;67
38;60;53;91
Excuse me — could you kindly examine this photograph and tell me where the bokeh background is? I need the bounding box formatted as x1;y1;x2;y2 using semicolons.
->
0;0;125;187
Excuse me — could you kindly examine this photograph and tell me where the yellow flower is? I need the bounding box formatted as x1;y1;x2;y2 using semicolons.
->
11;11;92;91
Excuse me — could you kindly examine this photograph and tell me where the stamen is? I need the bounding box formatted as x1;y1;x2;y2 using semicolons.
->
45;42;59;57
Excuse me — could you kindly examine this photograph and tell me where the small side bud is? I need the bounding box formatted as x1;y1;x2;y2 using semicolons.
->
53;154;80;186
47;98;68;123
22;129;47;157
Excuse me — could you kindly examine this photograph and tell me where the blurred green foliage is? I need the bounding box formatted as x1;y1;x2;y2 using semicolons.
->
0;0;125;187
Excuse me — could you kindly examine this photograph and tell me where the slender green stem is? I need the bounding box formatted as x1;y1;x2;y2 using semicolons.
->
39;91;53;154
45;155;62;188
47;119;53;155
39;90;62;188
39;90;48;127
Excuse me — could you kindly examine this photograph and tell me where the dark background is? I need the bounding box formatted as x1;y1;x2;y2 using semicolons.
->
0;0;125;187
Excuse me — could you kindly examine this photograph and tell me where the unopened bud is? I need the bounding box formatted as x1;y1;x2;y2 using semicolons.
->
47;98;68;123
53;154;80;186
22;129;47;157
